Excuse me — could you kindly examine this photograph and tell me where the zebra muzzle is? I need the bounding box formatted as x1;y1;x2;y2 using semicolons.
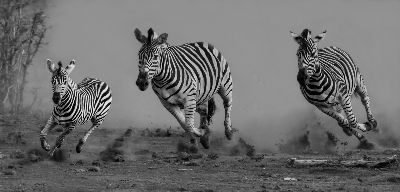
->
52;92;61;104
136;79;149;91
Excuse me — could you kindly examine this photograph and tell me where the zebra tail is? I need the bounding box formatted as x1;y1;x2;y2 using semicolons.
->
207;97;217;124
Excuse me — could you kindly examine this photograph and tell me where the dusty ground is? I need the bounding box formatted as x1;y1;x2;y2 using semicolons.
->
1;114;400;192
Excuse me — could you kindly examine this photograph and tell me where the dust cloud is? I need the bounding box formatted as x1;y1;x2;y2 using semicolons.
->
24;0;400;152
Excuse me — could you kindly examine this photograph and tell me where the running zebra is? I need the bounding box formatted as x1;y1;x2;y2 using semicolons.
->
134;28;234;149
290;29;378;147
40;59;112;156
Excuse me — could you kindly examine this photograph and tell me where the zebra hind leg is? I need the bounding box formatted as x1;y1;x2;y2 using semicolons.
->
340;95;371;132
76;119;102;153
319;106;374;150
355;74;378;132
197;103;211;149
218;88;234;140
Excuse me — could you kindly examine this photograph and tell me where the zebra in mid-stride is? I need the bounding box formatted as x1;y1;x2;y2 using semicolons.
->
290;29;378;148
40;59;112;156
134;28;234;149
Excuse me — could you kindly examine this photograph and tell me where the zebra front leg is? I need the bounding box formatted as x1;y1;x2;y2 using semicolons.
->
49;125;75;156
158;98;197;144
197;104;211;149
76;120;101;153
40;117;57;151
318;106;353;136
184;96;204;137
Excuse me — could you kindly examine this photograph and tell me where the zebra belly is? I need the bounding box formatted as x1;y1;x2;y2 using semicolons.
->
152;85;215;107
152;86;186;106
53;109;93;125
300;87;338;107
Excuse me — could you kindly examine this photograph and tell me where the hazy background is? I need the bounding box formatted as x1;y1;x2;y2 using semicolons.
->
27;0;400;150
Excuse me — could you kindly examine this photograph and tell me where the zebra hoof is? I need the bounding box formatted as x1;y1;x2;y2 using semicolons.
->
364;121;379;133
225;129;233;140
368;120;379;133
357;139;375;150
41;141;51;151
191;128;205;137
342;128;353;136
76;145;83;153
76;139;84;153
200;131;210;149
370;119;378;128
48;147;56;157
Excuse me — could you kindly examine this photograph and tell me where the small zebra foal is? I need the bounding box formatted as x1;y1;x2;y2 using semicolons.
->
290;29;378;148
40;59;112;156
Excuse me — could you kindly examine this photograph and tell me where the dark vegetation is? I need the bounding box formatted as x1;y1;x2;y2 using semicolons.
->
0;0;48;115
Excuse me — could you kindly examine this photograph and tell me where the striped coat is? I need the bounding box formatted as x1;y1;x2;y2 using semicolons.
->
134;28;234;149
291;29;377;145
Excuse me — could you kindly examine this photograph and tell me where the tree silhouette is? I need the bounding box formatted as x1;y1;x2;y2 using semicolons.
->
0;0;47;114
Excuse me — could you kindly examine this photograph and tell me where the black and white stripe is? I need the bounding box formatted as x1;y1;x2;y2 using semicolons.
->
291;29;378;143
40;59;112;156
134;28;234;149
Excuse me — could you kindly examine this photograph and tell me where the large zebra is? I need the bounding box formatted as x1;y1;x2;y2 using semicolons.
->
40;59;112;156
290;29;378;147
134;28;234;149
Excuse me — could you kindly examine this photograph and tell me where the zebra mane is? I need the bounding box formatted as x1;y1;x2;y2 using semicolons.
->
147;28;154;43
301;29;311;39
57;61;63;74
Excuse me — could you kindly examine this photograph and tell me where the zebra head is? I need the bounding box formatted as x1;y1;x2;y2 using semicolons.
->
47;59;76;105
134;28;168;91
290;29;326;78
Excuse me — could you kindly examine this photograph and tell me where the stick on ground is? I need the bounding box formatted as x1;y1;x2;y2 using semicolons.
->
287;155;398;168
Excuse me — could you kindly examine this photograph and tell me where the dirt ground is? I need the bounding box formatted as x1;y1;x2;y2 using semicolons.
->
1;115;400;192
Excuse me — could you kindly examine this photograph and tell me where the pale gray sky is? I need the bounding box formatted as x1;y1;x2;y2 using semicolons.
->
28;0;400;149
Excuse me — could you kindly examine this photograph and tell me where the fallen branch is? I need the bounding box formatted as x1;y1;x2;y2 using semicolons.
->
287;155;398;168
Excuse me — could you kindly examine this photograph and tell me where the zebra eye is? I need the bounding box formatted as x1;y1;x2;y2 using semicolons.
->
153;55;159;60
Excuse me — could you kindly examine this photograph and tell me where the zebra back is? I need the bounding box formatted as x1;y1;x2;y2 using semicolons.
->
156;42;232;105
53;77;112;125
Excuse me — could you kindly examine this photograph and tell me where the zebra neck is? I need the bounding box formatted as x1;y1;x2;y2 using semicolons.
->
310;63;323;80
55;89;78;111
68;78;78;89
152;52;173;87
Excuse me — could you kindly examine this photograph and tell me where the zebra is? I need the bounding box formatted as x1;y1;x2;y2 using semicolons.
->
40;59;112;156
290;29;378;148
134;28;234;149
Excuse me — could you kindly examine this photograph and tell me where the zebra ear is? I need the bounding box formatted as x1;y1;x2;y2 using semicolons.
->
156;33;168;44
66;59;76;74
134;28;147;44
47;59;56;73
290;31;303;45
314;30;327;43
